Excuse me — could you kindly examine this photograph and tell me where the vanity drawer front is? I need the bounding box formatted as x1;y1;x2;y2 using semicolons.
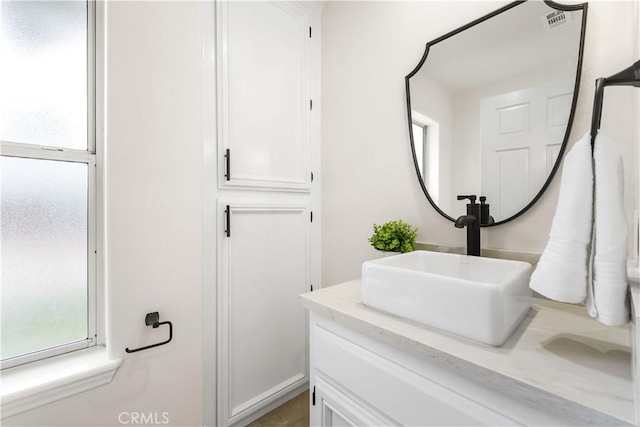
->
313;323;518;426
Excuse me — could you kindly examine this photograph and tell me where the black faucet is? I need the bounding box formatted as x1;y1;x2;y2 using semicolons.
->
455;195;481;256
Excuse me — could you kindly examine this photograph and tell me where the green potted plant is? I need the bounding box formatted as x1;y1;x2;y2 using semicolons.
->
368;220;418;254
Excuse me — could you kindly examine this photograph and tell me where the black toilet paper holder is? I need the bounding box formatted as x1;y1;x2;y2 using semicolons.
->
125;312;173;353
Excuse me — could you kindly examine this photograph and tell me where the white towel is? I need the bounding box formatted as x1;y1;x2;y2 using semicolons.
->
529;132;593;303
586;131;629;326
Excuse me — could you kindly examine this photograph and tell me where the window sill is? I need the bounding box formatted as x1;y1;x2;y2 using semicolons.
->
1;346;121;419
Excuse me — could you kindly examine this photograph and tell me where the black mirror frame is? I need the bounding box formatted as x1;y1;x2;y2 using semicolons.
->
405;0;588;226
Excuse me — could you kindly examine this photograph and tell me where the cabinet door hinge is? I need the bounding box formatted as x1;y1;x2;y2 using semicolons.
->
224;205;231;237
224;149;231;181
312;386;316;405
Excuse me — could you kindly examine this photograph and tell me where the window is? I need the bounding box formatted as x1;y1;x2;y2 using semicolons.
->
1;1;97;369
412;121;427;182
411;111;440;205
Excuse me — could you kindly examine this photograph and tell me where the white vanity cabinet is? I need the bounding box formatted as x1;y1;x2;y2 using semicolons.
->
309;313;578;427
215;1;321;426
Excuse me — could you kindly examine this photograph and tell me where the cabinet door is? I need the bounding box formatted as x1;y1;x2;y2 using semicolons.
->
217;1;311;191
317;394;358;427
312;379;396;427
218;203;309;426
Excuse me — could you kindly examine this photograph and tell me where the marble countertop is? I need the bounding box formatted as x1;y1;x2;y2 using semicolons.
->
300;280;635;426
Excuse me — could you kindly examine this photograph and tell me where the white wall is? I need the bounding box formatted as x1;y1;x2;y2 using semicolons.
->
4;2;205;425
321;1;639;287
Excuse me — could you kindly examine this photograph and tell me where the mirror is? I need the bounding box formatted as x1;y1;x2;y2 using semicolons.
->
406;1;587;225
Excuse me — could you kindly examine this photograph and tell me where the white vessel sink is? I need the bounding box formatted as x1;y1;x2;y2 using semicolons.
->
362;251;533;346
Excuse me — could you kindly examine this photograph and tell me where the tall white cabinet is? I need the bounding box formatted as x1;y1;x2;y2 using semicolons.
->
215;1;321;426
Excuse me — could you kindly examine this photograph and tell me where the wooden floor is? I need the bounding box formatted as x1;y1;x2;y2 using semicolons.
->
247;391;309;427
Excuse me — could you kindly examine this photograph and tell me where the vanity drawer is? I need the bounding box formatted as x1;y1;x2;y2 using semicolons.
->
310;314;575;427
313;324;515;426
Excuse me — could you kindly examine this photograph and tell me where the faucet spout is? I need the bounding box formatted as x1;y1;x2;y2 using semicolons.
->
454;215;476;228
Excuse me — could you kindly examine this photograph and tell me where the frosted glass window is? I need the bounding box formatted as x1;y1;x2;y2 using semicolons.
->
1;157;88;360
0;1;88;149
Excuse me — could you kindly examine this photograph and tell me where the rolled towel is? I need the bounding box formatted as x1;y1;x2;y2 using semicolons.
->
586;131;629;326
529;132;593;303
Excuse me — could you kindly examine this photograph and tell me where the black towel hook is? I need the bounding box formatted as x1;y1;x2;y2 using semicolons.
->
590;59;640;148
125;312;173;353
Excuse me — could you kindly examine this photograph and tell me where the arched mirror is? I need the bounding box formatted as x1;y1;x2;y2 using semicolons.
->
406;0;587;225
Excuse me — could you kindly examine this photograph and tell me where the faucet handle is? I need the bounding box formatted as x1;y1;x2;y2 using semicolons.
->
457;195;477;204
479;196;487;204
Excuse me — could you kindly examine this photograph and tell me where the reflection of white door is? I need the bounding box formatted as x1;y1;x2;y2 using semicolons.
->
480;78;573;219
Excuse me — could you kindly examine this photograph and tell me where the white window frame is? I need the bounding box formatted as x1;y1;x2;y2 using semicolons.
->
0;0;100;370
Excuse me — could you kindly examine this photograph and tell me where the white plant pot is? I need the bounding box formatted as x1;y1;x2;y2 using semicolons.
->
374;249;399;258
